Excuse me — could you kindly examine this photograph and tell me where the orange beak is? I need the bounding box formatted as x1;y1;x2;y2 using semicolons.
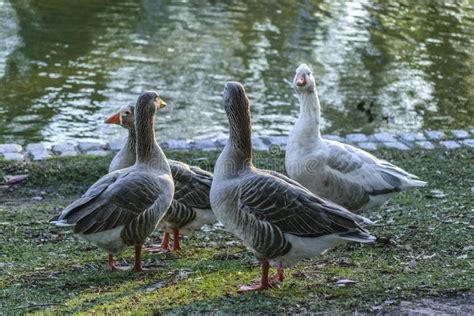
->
296;73;307;87
104;112;121;125
158;98;167;109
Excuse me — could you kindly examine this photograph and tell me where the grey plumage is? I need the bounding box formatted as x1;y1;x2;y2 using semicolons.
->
211;82;375;276
51;92;174;266
106;105;215;243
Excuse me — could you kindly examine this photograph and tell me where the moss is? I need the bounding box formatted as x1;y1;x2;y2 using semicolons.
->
0;148;472;314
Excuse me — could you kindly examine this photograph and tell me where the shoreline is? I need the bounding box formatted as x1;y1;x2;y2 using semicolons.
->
0;129;473;162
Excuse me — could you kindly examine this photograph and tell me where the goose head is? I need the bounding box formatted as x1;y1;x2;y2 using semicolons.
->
223;81;250;118
104;105;136;130
105;92;166;126
223;81;253;161
137;91;167;112
293;63;316;93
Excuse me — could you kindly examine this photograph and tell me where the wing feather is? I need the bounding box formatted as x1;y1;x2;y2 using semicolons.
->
324;141;424;197
170;160;212;209
54;168;163;235
239;170;370;238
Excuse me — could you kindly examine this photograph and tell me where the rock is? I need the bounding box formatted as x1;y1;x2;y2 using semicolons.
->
323;134;344;142
214;138;227;149
373;132;397;143
0;144;22;153
268;135;286;151
5;174;29;185
252;137;269;151
52;143;77;156
190;139;217;151
399;132;425;143
451;130;469;139
25;143;50;161
78;142;104;153
268;136;288;147
460;139;474;148
357;142;378;151
162;140;190;150
2;153;24;161
106;141;124;152
416;141;435;150
345;133;368;143
59;151;78;157
439;141;460;149
32;196;43;201
85;150;109;157
381;142;410;150
425;130;445;140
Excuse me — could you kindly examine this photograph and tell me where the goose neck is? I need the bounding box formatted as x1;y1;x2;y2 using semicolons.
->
126;127;136;153
297;90;321;139
135;105;162;165
224;104;253;174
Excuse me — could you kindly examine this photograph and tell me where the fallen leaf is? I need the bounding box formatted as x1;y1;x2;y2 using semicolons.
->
146;281;166;292
421;253;437;259
177;269;193;280
336;279;358;287
427;189;447;198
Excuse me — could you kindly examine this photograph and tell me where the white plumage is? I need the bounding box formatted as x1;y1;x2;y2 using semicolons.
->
286;64;427;212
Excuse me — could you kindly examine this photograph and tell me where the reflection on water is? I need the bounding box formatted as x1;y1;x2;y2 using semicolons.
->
0;0;472;144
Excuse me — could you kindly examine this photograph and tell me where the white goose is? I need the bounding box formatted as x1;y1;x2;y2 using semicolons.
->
286;64;427;212
210;82;375;293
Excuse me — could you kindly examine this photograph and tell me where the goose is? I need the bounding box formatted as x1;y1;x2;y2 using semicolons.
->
286;64;427;212
51;92;174;271
210;81;376;293
105;105;215;252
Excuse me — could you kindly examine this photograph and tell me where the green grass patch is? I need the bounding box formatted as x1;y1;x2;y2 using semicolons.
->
0;148;472;314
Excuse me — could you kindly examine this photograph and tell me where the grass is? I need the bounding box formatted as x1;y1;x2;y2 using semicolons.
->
0;147;472;314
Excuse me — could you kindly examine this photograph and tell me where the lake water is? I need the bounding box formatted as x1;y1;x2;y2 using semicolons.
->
0;0;473;145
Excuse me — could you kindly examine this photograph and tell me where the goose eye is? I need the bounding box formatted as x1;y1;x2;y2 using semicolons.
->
125;111;131;115
307;72;311;76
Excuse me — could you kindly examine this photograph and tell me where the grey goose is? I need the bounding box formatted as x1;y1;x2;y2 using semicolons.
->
51;92;174;271
210;81;376;293
105;105;215;252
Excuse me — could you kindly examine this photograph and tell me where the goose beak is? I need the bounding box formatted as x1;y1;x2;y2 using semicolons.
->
104;112;121;125
295;73;307;87
158;98;167;109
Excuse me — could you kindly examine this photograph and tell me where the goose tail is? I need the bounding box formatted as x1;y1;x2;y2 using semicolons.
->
50;217;75;227
340;231;376;243
405;178;428;188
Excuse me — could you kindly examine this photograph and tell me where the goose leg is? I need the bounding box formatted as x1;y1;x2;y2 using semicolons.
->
274;267;284;282
172;228;182;251
146;232;170;253
133;244;155;272
108;254;128;271
237;260;272;293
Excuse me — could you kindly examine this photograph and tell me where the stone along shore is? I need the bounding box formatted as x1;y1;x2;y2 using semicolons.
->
0;129;473;162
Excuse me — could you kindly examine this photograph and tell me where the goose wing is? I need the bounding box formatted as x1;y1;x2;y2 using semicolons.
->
53;168;163;234
323;141;426;196
239;169;370;238
170;160;212;209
